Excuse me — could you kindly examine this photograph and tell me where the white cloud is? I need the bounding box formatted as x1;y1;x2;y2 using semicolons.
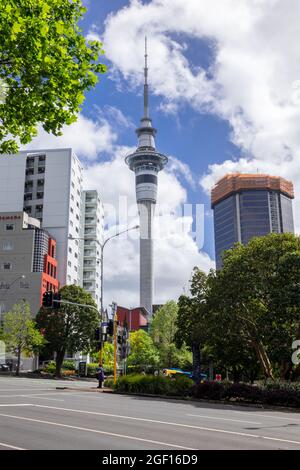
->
200;157;300;233
100;0;300;231
22;113;117;161
84;150;214;308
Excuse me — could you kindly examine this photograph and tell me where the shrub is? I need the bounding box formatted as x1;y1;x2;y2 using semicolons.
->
191;381;300;408
62;360;76;371
104;378;115;389
191;381;225;400
114;374;193;396
44;361;56;374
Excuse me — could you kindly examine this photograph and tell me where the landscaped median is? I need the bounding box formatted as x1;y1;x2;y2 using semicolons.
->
104;374;300;408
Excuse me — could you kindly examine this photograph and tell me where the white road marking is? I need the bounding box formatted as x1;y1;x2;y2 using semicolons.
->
232;411;300;422
27;404;300;447
187;414;262;425
0;388;53;392
0;393;65;399
0;413;194;450
0;441;25;450
20;395;65;402
0;404;31;407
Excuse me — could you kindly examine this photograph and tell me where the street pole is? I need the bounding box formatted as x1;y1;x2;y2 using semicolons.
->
68;225;139;368
114;313;118;385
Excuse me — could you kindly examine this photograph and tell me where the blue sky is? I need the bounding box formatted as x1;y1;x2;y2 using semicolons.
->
26;0;300;306
78;1;242;260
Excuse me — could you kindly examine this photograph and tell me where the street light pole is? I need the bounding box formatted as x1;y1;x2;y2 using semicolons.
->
69;225;139;365
99;225;139;331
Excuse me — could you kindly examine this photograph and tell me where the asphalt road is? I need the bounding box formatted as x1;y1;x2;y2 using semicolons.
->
0;376;300;450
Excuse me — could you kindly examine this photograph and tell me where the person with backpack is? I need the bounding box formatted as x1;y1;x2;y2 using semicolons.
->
97;364;105;389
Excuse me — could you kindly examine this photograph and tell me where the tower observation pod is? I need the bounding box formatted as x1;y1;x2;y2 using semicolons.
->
125;38;168;316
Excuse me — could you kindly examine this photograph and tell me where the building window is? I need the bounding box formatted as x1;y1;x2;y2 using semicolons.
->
70;207;74;213
38;167;45;174
68;261;72;267
69;247;72;253
36;192;44;199
74;252;78;259
74;266;78;272
37;179;44;187
3;262;12;270
26;168;34;176
5;224;15;231
71;194;74;201
2;241;13;251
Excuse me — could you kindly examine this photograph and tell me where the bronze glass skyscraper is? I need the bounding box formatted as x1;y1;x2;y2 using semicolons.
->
211;173;295;268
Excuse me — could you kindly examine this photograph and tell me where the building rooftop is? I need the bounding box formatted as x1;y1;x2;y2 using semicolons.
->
211;173;294;207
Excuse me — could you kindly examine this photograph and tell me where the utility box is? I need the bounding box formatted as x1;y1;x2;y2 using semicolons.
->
78;361;87;377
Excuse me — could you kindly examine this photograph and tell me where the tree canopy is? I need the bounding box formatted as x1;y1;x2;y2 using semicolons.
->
127;330;159;369
151;301;192;369
1;301;44;375
0;0;106;153
36;284;99;376
180;233;300;382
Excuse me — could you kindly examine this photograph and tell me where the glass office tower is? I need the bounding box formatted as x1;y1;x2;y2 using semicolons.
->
211;173;295;268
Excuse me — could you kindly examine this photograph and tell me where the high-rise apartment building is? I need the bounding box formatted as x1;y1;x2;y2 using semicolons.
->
211;173;295;268
0;148;85;286
82;190;104;308
0;211;59;318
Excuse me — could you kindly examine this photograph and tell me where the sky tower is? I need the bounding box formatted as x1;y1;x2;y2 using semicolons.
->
125;38;168;316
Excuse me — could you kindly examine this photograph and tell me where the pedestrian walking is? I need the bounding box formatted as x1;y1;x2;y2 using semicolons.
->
97;364;105;389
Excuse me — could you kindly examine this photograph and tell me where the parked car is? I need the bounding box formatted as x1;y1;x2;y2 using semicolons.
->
163;368;207;381
0;363;10;372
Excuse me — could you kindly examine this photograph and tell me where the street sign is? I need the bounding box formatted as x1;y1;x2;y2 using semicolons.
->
215;374;222;382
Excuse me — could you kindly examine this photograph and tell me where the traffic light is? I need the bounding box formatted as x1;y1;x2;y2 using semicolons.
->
94;328;101;341
107;319;114;336
53;292;61;310
42;291;53;308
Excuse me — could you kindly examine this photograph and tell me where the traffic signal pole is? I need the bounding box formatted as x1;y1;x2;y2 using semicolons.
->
114;313;118;385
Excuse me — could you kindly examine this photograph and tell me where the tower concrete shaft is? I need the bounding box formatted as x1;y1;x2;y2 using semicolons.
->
125;38;168;316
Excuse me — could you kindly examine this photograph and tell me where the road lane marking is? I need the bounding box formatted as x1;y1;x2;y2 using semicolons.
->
28;405;300;447
0;404;31;407
0;392;66;399
232;411;300;422
20;395;65;402
0;441;25;450
0;388;53;392
187;414;262;425
0;413;194;450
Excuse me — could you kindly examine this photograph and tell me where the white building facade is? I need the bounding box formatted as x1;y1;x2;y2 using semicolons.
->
82;190;104;308
0;148;87;287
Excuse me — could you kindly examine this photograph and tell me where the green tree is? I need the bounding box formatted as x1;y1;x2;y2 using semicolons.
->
1;301;44;376
0;0;106;153
209;233;300;380
127;330;159;369
150;301;192;368
36;285;99;377
176;269;211;383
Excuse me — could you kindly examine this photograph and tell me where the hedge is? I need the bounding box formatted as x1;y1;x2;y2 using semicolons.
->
113;374;194;396
111;375;300;407
191;381;300;408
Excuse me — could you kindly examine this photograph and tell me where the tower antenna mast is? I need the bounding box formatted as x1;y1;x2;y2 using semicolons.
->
144;36;149;118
